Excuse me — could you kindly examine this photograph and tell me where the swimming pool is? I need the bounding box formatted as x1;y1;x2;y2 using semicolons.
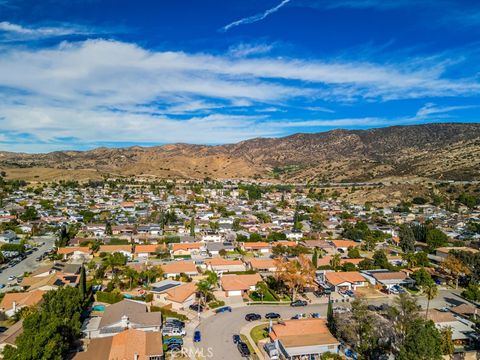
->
92;305;105;311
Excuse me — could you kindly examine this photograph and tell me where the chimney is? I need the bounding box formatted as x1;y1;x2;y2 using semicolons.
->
12;301;16;313
121;315;129;329
133;354;139;360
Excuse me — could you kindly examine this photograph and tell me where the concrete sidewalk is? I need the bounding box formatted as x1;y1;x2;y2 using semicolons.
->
240;321;267;360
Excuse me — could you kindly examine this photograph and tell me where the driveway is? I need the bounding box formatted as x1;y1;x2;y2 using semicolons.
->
0;235;56;292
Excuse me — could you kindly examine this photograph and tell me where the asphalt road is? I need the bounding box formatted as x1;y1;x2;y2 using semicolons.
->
192;289;466;360
0;236;56;292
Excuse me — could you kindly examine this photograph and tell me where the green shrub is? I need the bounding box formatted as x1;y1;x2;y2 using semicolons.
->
95;291;123;304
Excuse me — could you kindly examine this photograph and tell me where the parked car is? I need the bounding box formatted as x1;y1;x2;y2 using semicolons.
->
232;334;241;344
310;312;320;318
164;337;183;346
166;343;182;352
0;284;5;289
165;318;185;328
333;306;349;314
345;290;355;297
265;312;281;319
193;330;201;342
245;313;261;321
237;342;250;357
215;306;232;314
290;300;308;307
7;276;16;282
291;313;306;320
162;327;186;337
189;303;204;312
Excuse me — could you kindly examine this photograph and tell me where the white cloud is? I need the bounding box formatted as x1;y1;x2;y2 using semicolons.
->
0;21;96;40
228;43;274;57
221;0;292;32
0;38;478;150
416;102;478;118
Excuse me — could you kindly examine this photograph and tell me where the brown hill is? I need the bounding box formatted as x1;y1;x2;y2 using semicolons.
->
1;123;479;182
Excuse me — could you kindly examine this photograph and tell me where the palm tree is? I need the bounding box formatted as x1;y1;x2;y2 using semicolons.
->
196;279;213;306
329;253;341;271
423;282;438;319
123;267;139;289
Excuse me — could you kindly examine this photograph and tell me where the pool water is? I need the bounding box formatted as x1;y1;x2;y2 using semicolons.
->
92;305;105;311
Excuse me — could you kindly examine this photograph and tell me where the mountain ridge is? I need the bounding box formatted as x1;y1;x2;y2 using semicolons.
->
1;123;479;182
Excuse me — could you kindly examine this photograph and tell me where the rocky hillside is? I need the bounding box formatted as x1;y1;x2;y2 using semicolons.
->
1;123;479;182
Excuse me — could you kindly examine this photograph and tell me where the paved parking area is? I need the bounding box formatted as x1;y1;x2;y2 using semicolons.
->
0;236;56;292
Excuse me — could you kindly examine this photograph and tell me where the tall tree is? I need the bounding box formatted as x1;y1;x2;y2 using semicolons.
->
312;248;318;269
79;265;87;299
423;282;438;320
397;319;443;360
105;221;113;236
399;225;415;253
442;254;471;289
329;253;341;271
190;217;196;237
275;255;315;300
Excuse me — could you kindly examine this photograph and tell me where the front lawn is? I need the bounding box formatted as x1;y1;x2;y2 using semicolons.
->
250;324;269;343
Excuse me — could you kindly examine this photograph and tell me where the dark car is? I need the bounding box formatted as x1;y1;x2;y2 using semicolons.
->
189;303;205;312
237;342;251;357
166;343;182;352
164;337;183;346
165;319;185;328
290;300;308;307
193;330;201;342
245;313;261;321
265;312;281;319
232;334;241;344
215;306;232;314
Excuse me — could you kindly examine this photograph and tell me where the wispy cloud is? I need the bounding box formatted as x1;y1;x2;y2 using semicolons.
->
221;0;292;32
416;102;478;118
228;43;274;57
0;21;99;41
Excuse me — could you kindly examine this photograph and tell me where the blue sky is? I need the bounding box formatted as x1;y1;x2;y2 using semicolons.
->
0;0;479;152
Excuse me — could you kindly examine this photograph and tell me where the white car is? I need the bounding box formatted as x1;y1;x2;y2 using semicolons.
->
162;328;186;337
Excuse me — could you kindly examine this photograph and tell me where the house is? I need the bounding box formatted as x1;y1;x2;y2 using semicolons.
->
201;231;223;242
0;290;45;317
317;256;363;268
160;261;199;278
245;258;277;273
361;270;413;290
82;300;162;339
57;247;92;261
170;243;204;257
99;245;133;260
20;263;80;291
322;271;368;292
153;282;197;310
435;247;479;260
205;242;235;256
205;258;246;274
134;244;163;260
329;240;359;253
426;309;478;344
74;329;164;360
220;273;262;297
269;318;340;358
0;230;18;244
241;242;271;254
450;303;478;320
0;319;23;353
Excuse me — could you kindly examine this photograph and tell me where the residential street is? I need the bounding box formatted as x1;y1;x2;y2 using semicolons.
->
192;289;467;360
0;236;56;292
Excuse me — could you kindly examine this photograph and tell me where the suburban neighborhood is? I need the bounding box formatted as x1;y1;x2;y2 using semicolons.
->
0;176;478;359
